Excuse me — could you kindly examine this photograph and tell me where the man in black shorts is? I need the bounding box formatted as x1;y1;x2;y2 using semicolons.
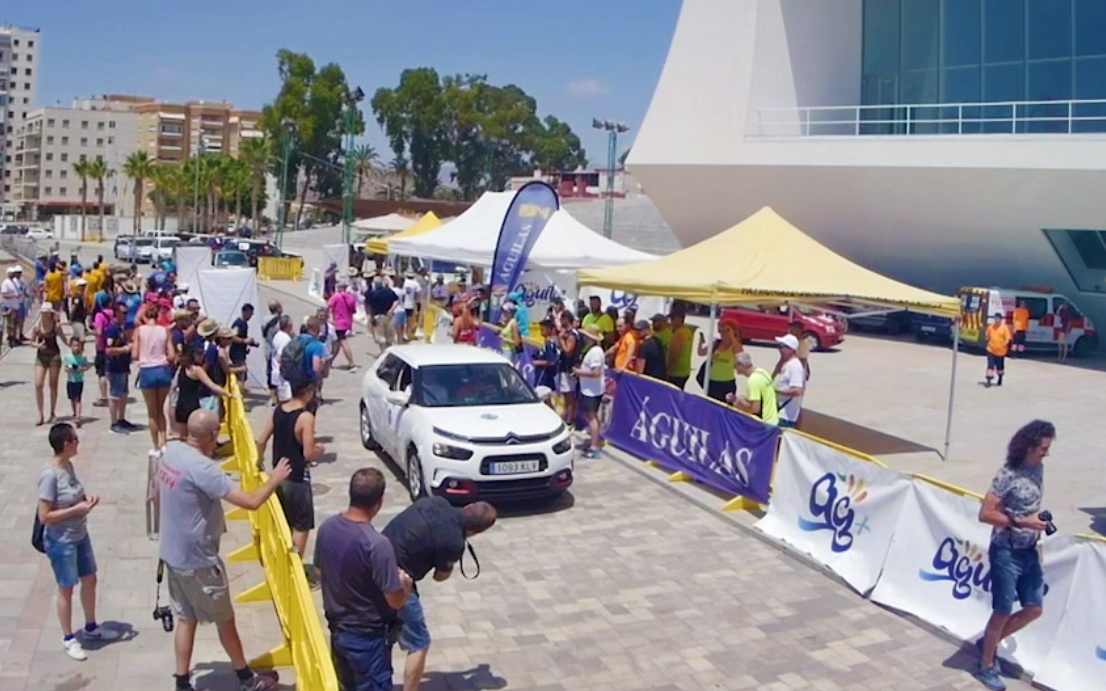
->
255;374;325;583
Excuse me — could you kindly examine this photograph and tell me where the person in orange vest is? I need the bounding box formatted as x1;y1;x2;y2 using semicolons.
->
985;313;1013;387
1012;301;1030;356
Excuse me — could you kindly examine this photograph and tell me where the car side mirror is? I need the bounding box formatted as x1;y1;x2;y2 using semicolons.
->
386;390;410;407
534;385;553;401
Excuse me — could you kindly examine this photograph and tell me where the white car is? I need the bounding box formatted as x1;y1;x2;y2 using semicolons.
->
26;228;53;240
133;237;155;263
360;344;574;503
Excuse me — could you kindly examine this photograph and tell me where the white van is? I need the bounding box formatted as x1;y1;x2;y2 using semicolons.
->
957;286;1098;357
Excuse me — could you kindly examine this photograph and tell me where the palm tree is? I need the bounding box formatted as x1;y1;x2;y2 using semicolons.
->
123;151;154;233
350;144;378;199
147;164;170;230
390;156;409;200
72;160;91;242
86;157;112;242
240;137;272;230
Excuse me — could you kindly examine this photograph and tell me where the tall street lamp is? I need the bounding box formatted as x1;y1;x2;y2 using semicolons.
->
193;136;206;233
342;86;365;246
276;117;296;250
592;119;630;239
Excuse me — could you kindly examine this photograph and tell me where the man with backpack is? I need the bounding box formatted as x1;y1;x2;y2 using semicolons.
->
261;302;283;405
280;317;329;414
730;352;779;426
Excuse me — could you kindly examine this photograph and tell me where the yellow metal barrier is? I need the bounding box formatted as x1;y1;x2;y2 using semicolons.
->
911;473;985;501
258;256;305;281
222;376;339;691
422;304;443;343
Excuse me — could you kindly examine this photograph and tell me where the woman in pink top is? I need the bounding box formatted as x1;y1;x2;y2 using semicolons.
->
91;302;115;407
327;281;358;371
131;301;175;449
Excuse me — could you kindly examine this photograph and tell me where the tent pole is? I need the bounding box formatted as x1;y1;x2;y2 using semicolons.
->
704;300;718;396
943;323;960;461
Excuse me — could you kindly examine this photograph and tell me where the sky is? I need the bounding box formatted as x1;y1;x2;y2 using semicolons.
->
11;0;681;167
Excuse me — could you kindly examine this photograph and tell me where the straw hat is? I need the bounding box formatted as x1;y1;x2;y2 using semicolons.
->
197;318;219;338
580;324;603;341
217;325;234;339
122;281;138;294
173;309;192;321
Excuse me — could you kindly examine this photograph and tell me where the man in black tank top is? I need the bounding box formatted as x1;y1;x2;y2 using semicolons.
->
255;375;325;583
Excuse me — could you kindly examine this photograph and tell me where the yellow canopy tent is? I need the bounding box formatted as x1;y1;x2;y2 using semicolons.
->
366;212;443;256
578;206;965;459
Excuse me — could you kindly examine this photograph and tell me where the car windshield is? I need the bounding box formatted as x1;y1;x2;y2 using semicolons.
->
135;238;154;246
417;363;538;408
218;252;249;265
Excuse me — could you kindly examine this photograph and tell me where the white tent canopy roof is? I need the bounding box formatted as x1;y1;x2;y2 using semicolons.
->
387;191;656;269
352;213;417;233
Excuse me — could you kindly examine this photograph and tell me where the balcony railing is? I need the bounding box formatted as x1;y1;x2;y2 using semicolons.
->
754;99;1106;138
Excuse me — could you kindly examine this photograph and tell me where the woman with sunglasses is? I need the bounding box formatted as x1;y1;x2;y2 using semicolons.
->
38;422;105;661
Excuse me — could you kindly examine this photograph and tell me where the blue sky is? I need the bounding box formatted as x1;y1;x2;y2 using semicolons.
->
13;0;680;167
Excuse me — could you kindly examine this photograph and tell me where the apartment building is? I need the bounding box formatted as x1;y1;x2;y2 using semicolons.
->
10;96;139;217
1;25;42;207
136;100;262;165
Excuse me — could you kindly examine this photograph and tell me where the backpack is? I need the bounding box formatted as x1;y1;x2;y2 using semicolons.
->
279;335;309;382
261;316;281;345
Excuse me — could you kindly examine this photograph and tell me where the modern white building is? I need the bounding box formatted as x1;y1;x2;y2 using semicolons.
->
1;25;42;211
10;97;140;218
629;0;1106;332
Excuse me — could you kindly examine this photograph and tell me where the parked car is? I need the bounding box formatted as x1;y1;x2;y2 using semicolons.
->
720;305;845;351
151;237;179;264
133;237;155;263
360;344;574;503
844;309;912;335
911;313;954;343
1;224;28;235
114;236;137;261
26;228;53;241
212;250;251;268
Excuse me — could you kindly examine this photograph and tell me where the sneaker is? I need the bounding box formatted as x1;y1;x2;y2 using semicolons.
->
583;449;603;459
975;662;1006;691
110;422;129;435
81;624;105;640
120;419;141;431
240;669;280;691
62;637;87;661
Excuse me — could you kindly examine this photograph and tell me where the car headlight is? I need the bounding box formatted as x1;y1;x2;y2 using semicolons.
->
552;436;572;455
432;442;473;460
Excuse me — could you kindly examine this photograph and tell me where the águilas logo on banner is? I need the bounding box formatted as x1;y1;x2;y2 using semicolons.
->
798;472;871;553
918;536;992;601
489;182;559;324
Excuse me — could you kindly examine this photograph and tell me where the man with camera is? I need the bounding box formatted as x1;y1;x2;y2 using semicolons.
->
383;498;498;691
157;409;292;691
975;420;1056;691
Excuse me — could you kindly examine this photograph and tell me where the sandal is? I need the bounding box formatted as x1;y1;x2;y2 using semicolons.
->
35;418;44;427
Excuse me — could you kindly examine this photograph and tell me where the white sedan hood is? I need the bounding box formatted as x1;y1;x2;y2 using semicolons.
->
427;403;563;441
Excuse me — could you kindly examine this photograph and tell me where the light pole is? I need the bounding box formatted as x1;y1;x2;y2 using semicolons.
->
192;137;206;233
342;86;365;247
276;118;296;250
591;119;630;239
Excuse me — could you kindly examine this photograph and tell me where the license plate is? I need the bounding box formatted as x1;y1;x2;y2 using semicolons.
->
489;460;540;475
921;326;936;332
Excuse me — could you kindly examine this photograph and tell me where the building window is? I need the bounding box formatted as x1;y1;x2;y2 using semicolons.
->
81;121;88;129
45;152;52;161
97;122;104;131
59;187;66;196
80;138;87;146
45;170;52;178
96;138;103;146
47;118;54;127
107;137;114;145
26;54;32;63
61;137;69;145
109;121;116;129
28;41;34;48
60;170;67;179
62;119;69;128
10;53;16;62
44;187;51;195
23;83;29;90
60;153;68;162
8;67;14;75
13;39;19;46
79;154;86;162
21;97;27;105
23;68;31;77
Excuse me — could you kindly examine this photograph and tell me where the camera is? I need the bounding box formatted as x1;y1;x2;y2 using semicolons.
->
1039;510;1058;536
153;605;174;632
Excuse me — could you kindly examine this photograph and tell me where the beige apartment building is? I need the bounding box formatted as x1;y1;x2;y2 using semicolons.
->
136;100;262;165
1;25;42;210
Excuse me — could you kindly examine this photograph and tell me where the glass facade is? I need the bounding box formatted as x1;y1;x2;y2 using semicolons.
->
861;0;1106;134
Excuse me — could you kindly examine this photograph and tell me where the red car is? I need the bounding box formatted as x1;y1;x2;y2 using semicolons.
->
720;306;845;351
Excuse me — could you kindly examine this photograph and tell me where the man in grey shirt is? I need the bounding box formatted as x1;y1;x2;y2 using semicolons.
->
157;409;292;691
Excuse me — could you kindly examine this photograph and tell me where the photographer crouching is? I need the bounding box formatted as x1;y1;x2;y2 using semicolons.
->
975;420;1056;691
383;498;497;691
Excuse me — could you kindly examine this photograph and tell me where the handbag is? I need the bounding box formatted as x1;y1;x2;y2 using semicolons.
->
31;511;45;553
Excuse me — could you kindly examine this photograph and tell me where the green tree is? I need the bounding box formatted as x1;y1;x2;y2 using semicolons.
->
86;157;112;242
388;156;409;200
123;151;155;233
146;164;170;230
261;49;364;229
72;159;91;241
350;144;378;198
371;67;448;198
240;137;272;229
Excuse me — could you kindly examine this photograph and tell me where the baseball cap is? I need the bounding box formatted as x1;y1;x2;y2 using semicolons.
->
634;319;650;331
776;334;800;351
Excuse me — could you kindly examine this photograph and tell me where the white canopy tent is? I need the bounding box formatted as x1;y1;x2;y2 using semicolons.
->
387;191;657;269
352;213;416;233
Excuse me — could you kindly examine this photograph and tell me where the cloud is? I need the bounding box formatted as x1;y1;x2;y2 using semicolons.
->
567;78;611;97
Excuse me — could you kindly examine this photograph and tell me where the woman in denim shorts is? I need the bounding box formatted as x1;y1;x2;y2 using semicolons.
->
38;423;106;661
133;302;175;450
975;420;1054;691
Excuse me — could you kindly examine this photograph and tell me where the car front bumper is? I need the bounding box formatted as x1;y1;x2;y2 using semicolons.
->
425;436;575;502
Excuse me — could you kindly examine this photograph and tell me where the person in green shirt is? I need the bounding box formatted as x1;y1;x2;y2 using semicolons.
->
63;336;92;427
651;313;672;354
497;302;522;365
732;352;779;426
666;311;697;390
581;296;615;345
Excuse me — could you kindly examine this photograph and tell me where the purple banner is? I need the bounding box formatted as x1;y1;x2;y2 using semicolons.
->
606;373;780;503
489;181;559;324
477;323;502;351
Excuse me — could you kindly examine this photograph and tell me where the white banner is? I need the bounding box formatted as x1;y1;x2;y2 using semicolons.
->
175;245;211;291
579;285;670;321
307;267;323;301
755;433;914;594
870;481;993;641
1036;541;1106;690
513;269;575;322
999;534;1083;674
194;268;266;391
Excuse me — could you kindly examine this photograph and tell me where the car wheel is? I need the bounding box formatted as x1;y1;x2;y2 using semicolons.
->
359;403;379;450
802;331;822;351
1073;335;1095;358
406;449;427;502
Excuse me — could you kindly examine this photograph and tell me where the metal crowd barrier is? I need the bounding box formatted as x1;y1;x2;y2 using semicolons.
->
257;256;305;281
221;375;339;691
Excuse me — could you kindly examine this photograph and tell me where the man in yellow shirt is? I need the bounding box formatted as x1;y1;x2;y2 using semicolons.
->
666;310;696;390
44;261;68;314
84;265;103;310
733;352;779;426
985;312;1012;387
1012;300;1030;355
581;296;614;343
